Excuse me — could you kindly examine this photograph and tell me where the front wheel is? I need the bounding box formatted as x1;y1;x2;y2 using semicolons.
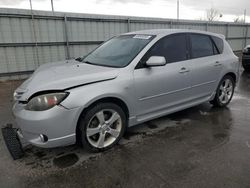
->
78;103;127;152
210;75;235;107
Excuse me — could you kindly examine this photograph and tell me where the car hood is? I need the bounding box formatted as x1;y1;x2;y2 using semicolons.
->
15;59;120;101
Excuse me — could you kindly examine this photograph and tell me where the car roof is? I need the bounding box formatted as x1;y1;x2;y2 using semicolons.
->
124;29;225;39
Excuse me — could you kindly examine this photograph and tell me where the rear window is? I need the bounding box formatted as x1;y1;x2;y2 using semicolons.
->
212;36;224;54
190;34;214;58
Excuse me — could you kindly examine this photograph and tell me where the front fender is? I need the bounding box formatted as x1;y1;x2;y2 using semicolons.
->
61;78;136;119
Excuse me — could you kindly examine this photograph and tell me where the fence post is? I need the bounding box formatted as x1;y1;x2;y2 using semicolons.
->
64;15;70;59
205;22;208;31
127;18;130;32
170;21;173;29
244;24;248;48
30;12;40;68
225;24;229;40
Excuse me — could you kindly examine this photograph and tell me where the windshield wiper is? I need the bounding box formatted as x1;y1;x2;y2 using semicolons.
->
82;60;95;65
75;57;84;62
82;60;120;68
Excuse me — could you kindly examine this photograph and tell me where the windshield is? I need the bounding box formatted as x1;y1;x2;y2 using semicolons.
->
82;34;155;68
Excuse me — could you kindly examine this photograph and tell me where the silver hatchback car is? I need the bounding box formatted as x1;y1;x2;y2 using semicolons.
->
13;29;239;152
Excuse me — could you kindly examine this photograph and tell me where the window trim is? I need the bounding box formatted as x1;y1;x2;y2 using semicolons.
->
135;33;190;69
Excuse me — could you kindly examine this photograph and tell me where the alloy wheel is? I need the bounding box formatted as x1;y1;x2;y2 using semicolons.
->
86;109;122;148
218;78;233;104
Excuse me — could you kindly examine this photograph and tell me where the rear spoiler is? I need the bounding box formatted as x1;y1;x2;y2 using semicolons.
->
218;34;226;39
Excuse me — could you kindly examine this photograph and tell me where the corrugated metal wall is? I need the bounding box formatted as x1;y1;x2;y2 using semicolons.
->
0;8;249;80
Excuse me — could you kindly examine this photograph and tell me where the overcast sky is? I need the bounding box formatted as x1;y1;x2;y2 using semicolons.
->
0;0;249;22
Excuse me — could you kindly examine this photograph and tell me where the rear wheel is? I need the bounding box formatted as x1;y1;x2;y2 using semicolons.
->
79;103;127;152
210;75;235;107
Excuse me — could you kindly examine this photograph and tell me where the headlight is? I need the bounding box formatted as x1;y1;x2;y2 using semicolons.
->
25;92;69;111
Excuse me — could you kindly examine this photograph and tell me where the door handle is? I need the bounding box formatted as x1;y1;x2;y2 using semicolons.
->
179;67;190;73
214;61;222;66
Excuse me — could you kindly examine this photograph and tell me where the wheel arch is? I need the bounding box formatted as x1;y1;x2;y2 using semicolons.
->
210;72;236;107
223;72;237;83
75;96;130;144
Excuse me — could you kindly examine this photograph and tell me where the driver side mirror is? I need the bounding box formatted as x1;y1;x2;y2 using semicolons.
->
145;56;166;67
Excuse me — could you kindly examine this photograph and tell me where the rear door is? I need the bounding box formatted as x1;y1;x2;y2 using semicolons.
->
187;33;223;101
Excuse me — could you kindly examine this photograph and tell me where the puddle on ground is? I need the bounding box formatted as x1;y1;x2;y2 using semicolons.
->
123;131;140;140
34;151;47;158
53;153;79;168
213;133;227;139
56;152;65;156
146;123;158;129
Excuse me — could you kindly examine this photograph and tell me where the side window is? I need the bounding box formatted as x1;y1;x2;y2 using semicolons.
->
190;34;214;58
139;34;187;67
212;36;224;54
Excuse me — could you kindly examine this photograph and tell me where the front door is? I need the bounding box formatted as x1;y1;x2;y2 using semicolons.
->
133;33;192;122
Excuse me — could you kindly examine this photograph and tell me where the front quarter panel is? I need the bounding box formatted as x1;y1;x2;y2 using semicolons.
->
61;71;136;120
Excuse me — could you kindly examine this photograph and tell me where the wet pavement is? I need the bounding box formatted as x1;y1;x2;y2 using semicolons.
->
1;70;250;188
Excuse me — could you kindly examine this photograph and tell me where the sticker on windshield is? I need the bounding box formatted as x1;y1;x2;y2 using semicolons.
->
133;35;152;40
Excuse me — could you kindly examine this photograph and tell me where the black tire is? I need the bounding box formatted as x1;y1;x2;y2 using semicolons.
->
1;127;24;160
78;102;127;152
210;75;235;107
